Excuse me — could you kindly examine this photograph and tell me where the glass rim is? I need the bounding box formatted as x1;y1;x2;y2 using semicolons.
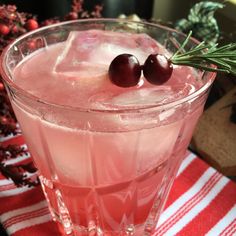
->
0;18;216;114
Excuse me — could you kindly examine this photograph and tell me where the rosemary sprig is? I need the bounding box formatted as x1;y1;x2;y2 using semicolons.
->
170;31;236;75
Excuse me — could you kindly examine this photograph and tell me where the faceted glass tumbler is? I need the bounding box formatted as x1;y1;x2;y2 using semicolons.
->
1;19;215;236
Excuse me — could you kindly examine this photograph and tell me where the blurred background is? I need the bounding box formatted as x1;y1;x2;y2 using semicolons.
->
0;0;235;31
0;0;234;21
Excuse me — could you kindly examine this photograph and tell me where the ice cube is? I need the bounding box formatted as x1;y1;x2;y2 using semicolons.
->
108;86;175;107
53;30;160;78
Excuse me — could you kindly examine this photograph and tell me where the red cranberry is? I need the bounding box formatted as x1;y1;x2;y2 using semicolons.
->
41;20;51;26
11;25;18;34
0;82;4;91
143;54;173;85
25;19;39;31
1;116;8;124
28;40;36;50
109;54;141;87
9;13;16;20
67;12;78;20
0;24;10;35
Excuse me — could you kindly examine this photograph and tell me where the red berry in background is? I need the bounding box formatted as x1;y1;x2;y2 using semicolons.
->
28;40;36;50
11;25;18;34
0;24;10;35
1;116;8;124
143;54;173;85
109;54;141;87
25;19;39;31
0;82;4;91
67;12;78;20
9;13;16;20
41;20;51;26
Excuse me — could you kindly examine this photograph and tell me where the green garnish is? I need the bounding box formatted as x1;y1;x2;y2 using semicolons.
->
170;31;236;75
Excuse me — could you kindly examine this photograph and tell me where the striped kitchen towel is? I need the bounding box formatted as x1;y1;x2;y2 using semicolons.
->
1;133;236;236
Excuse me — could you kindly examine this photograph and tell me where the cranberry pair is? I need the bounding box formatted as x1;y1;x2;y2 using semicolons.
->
108;53;173;87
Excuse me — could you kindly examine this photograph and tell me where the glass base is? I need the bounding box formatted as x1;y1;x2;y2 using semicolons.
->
39;174;166;236
54;219;153;236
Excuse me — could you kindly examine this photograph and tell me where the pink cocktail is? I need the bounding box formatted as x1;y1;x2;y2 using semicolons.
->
1;19;215;235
